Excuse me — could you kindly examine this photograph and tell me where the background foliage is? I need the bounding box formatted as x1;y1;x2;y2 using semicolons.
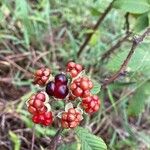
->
0;0;150;149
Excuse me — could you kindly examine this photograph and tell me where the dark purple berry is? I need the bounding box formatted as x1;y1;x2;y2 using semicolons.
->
55;73;68;85
46;81;55;96
45;74;69;99
54;85;69;99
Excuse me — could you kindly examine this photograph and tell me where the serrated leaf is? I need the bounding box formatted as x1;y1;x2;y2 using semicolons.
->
134;13;149;32
9;131;21;150
114;0;150;14
91;82;101;94
75;127;107;150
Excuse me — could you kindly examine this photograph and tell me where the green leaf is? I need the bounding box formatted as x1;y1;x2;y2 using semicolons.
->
114;0;150;14
127;81;150;116
75;127;107;150
91;82;101;94
52;100;65;110
9;131;21;150
134;13;149;32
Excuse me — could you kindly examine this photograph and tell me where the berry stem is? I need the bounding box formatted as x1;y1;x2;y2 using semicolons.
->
48;128;63;150
31;124;35;150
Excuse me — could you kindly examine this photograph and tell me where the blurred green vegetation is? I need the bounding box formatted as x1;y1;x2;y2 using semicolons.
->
0;0;150;149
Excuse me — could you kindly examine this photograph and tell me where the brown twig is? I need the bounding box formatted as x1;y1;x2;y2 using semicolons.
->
77;0;116;57
125;12;130;34
100;32;131;62
102;27;150;88
48;128;63;150
0;56;33;77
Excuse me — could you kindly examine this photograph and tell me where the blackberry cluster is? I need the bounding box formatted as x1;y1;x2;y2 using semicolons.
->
27;61;101;128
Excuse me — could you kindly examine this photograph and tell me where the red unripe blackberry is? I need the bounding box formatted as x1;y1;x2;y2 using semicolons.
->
81;95;100;114
27;92;48;115
33;68;51;86
66;62;83;78
70;77;93;98
61;108;82;128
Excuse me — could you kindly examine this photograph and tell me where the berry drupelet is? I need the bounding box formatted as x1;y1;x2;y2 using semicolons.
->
27;92;53;126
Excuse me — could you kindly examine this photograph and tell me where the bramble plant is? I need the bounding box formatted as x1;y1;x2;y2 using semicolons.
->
26;62;105;149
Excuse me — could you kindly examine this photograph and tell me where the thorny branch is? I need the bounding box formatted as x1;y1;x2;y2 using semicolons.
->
102;27;150;88
77;0;116;57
